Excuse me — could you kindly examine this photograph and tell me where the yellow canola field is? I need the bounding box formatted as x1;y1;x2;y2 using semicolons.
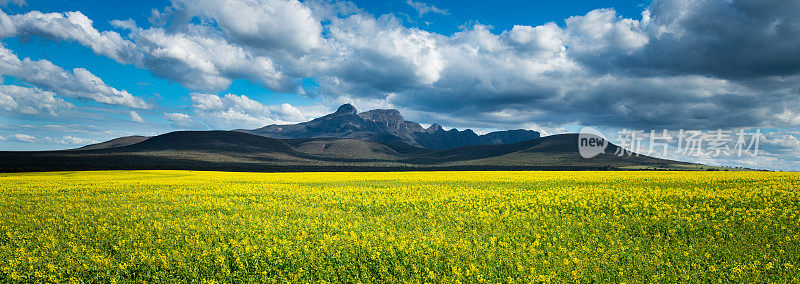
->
1;170;798;283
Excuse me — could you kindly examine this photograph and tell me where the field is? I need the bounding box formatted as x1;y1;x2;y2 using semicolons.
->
1;171;799;283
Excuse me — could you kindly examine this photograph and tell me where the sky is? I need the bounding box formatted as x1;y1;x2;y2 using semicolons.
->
0;0;799;170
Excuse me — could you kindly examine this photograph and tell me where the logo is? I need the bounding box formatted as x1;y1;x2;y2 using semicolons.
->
578;127;608;158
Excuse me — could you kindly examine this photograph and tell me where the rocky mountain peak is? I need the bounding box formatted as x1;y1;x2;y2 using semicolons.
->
334;104;358;115
427;123;443;132
358;109;403;124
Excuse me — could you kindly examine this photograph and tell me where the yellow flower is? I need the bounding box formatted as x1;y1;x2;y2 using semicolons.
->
0;170;797;282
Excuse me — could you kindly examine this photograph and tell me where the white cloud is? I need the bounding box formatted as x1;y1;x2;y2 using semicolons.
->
2;10;141;64
42;135;98;145
10;133;35;142
1;6;298;93
190;93;225;111
0;46;151;109
0;84;73;115
406;0;449;17
189;93;307;129
565;8;648;56
506;23;565;57
129;110;144;122
126;27;290;92
60;135;98;145
170;0;323;53
761;131;800;153
164;112;200;129
0;8;16;38
322;13;445;94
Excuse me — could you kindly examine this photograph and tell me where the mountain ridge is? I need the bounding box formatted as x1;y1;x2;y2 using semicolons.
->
241;104;540;150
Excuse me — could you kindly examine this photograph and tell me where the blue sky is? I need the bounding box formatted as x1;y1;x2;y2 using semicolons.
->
1;0;799;170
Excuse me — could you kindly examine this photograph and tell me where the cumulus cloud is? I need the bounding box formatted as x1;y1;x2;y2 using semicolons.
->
61;135;97;145
506;23;566;57
109;0;447;95
0;85;74;115
163;112;200;129
0;9;16;38
1;5;302;93
383;22;576;128
565;8;648;61
321;13;445;95
760;132;800;155
125;27;290;92
10;133;35;142
169;0;323;53
129;110;144;122
189;93;306;129
43;135;98;145
1;10;141;64
406;0;448;17
0;46;151;109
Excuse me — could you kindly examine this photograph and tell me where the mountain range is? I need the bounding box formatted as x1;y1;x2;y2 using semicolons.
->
241;104;540;150
0;104;714;172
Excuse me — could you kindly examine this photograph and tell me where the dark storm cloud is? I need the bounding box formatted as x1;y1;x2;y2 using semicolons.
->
607;0;800;79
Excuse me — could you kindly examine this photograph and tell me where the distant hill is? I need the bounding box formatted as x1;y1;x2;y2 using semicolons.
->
76;136;149;150
121;131;294;152
242;104;540;150
0;131;698;172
